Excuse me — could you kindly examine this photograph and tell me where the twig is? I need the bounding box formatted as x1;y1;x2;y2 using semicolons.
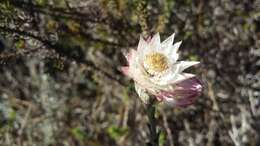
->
8;0;105;23
0;26;126;86
18;104;32;136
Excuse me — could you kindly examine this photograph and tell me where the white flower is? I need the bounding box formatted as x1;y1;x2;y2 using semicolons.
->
121;33;202;106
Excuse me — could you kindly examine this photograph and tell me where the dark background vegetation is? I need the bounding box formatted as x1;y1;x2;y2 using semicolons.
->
0;0;259;145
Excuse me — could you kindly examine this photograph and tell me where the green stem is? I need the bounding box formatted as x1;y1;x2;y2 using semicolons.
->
146;100;159;146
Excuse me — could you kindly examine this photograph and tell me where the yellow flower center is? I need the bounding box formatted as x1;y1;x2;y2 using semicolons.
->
143;52;169;75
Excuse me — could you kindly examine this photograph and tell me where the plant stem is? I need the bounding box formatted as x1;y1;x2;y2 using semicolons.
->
146;100;159;146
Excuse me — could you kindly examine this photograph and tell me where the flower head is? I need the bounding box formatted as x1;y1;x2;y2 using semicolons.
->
121;33;202;107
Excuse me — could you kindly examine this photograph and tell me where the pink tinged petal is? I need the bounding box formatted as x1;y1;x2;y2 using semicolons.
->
120;66;131;77
160;93;196;107
178;61;200;72
155;94;164;102
158;77;203;107
144;35;152;42
174;77;202;107
175;77;203;91
162;33;175;53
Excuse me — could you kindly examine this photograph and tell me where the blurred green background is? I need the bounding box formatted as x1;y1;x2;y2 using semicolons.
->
0;0;259;146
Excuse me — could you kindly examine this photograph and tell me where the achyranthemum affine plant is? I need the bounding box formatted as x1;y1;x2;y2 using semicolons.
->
121;33;202;107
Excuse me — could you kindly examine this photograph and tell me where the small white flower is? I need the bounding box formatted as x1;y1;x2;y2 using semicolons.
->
121;33;202;106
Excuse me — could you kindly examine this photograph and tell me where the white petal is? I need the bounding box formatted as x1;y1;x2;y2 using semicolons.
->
136;36;149;64
156;71;196;86
134;83;150;104
178;61;200;72
151;64;180;85
137;35;148;52
171;53;179;63
169;73;195;84
150;33;161;51
167;41;182;63
162;33;175;53
171;41;182;54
